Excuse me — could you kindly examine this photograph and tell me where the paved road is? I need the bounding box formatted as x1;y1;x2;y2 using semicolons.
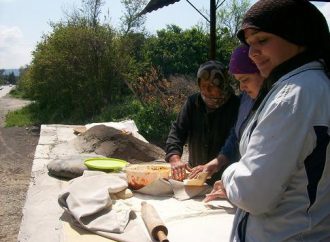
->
0;85;14;98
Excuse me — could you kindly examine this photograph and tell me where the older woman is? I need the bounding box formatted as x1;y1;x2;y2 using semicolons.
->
165;60;239;185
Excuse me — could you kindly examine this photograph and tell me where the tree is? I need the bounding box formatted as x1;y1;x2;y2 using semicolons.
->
193;0;250;64
217;0;250;38
213;0;251;64
120;0;147;35
82;0;104;28
17;65;33;97
142;25;209;76
7;72;16;84
64;0;104;28
25;20;125;122
0;69;5;85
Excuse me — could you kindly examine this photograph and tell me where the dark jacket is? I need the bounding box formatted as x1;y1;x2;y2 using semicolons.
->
165;92;239;185
219;92;255;163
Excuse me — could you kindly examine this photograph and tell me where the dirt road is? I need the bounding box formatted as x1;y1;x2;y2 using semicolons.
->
0;86;40;242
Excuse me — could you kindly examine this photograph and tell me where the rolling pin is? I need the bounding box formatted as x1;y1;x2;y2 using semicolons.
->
141;201;169;242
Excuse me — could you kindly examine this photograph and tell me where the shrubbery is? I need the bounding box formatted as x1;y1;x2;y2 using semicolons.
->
13;0;249;144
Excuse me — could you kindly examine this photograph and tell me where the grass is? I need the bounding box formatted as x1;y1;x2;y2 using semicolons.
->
5;105;36;127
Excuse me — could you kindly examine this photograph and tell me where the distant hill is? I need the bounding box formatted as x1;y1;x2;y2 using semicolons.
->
3;69;20;76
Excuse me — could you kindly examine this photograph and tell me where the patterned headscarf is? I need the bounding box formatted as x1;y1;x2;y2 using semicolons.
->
197;60;233;98
197;61;233;109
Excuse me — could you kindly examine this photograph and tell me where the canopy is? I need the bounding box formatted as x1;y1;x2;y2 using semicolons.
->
139;0;181;15
140;0;328;14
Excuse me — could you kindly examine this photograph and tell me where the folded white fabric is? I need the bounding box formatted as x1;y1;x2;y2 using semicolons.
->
58;171;151;242
58;171;130;232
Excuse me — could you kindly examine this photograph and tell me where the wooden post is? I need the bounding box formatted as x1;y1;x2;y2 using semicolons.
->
210;0;216;60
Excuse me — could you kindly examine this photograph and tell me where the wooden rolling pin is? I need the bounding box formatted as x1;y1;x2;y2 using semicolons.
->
141;201;169;242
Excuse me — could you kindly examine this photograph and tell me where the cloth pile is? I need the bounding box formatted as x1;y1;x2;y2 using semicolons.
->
58;171;150;242
58;171;213;241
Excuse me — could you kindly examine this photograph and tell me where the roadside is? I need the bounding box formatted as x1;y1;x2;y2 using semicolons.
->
0;86;40;242
0;86;188;242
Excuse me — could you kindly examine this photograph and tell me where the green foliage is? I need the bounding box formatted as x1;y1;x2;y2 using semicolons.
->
81;0;104;28
215;0;251;64
120;0;147;34
133;101;176;146
88;96;174;146
115;32;149;86
15;66;33;98
0;71;17;85
25;22;128;122
143;25;209;76
0;69;5;85
7;72;17;84
8;87;23;98
5;103;39;127
93;96;142;122
217;0;251;38
11;0;249;145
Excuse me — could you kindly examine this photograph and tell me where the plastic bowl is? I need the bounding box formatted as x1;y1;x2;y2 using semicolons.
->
125;163;171;190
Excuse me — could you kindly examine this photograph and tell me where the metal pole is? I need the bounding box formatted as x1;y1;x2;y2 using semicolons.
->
210;0;216;60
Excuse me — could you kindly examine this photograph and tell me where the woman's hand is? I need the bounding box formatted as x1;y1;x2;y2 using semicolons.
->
203;180;227;203
188;158;220;179
169;155;188;181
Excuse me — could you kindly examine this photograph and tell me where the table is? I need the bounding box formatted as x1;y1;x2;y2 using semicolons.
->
18;124;235;242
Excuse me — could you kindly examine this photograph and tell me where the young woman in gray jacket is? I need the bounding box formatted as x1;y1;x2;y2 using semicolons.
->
205;0;330;241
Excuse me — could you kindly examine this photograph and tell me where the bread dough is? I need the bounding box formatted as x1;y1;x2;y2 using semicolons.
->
111;188;133;200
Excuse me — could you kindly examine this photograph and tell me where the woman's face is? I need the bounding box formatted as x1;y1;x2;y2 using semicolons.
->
234;73;264;99
199;78;224;109
244;29;305;78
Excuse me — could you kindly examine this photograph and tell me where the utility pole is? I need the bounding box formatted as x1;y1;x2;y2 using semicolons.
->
210;0;216;60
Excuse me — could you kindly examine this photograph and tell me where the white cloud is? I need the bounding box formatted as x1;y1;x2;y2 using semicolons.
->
0;25;33;69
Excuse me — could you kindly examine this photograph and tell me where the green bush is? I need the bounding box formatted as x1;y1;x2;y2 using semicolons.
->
5;103;39;127
133;101;175;147
93;97;174;147
93;96;142;122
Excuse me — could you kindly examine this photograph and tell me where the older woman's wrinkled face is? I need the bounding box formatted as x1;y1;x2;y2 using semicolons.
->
234;73;264;99
244;29;305;78
199;78;225;109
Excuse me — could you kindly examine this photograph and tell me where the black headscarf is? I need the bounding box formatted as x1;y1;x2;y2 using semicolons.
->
237;0;330;69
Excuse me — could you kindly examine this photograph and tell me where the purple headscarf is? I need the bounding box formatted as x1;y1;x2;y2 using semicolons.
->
228;45;259;74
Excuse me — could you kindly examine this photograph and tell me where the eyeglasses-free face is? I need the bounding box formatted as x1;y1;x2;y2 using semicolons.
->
234;73;264;100
199;78;226;109
245;29;305;78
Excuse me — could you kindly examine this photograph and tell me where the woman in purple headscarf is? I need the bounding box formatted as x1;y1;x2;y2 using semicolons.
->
189;44;264;182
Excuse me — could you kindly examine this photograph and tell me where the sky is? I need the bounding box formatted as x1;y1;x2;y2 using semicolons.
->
1;0;330;69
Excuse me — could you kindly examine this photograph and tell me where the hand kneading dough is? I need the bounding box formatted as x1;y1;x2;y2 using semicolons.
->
183;172;208;186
